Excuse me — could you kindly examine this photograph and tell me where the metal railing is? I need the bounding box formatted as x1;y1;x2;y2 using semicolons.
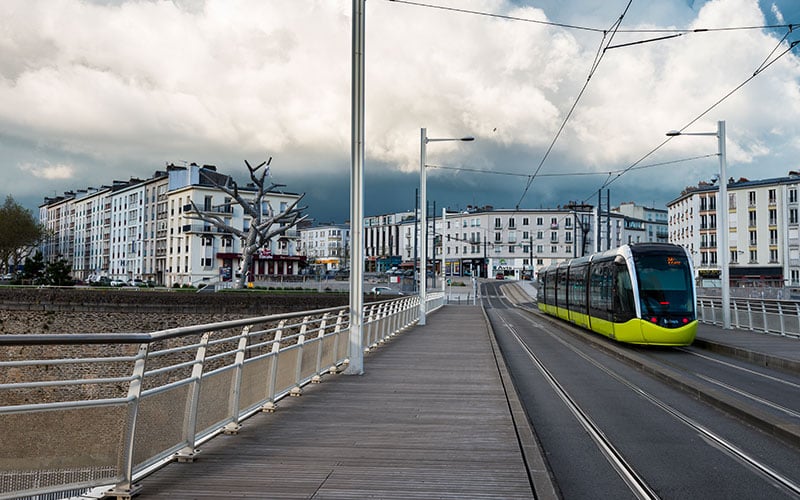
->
697;295;800;339
0;293;444;499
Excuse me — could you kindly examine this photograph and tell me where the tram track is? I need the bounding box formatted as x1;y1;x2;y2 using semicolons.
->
482;283;800;498
503;291;800;450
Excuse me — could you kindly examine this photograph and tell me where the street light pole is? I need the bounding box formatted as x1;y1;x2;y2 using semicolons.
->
667;120;730;329
442;206;447;298
419;128;474;326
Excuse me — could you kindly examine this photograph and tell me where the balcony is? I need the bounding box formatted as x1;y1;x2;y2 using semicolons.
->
183;203;234;215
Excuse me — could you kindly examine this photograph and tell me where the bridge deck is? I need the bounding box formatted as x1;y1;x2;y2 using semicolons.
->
134;306;542;499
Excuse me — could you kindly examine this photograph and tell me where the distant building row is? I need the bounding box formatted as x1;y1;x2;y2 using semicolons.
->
39;163;670;285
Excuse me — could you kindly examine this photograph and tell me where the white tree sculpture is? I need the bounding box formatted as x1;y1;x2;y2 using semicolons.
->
186;158;307;289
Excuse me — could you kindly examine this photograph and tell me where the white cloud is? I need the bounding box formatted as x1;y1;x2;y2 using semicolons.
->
19;161;75;180
0;0;798;217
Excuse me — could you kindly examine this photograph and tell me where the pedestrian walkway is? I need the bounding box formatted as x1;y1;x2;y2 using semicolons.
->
132;306;553;499
694;323;800;375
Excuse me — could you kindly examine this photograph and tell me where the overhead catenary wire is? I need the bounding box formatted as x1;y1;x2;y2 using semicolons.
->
428;153;718;179
385;0;796;35
386;0;800;216
594;35;800;201
515;1;633;210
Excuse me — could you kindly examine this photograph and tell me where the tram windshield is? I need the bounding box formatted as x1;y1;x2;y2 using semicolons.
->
633;253;695;316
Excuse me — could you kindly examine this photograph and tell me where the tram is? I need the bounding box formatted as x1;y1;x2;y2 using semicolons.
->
537;243;697;346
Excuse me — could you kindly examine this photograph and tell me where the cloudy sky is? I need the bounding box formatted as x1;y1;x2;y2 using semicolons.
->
1;0;799;224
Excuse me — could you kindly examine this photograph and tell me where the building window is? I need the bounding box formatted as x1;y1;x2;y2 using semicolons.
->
750;249;758;263
748;191;756;206
769;249;778;263
748;211;757;227
749;231;757;246
791;209;799;224
769;189;776;204
730;250;738;264
495;218;502;228
790;189;798;204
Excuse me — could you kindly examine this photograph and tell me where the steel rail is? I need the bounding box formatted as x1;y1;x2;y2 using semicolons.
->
491;306;659;500
506;303;800;498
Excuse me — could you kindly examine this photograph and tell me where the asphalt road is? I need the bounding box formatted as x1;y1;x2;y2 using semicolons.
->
481;281;800;499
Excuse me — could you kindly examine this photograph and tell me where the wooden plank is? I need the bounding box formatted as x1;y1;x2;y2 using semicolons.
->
135;306;534;499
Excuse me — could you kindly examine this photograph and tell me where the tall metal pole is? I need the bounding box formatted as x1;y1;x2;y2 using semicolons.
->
432;200;436;289
414;188;418;293
718;121;731;329
442;207;447;297
345;0;365;375
666;121;730;330
419;128;428;326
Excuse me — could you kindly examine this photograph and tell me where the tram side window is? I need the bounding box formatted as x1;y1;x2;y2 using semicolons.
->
613;264;636;322
556;269;568;308
568;264;588;310
545;271;556;305
588;261;613;321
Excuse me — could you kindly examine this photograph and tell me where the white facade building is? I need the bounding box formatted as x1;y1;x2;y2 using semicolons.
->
39;163;304;286
299;224;350;272
668;174;800;287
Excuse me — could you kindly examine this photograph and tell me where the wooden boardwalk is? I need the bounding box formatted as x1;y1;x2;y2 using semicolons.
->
134;306;548;499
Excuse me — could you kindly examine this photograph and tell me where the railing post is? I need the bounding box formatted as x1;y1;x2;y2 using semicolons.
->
262;319;286;412
711;298;717;325
330;310;346;372
290;316;310;397
224;325;251;434
733;300;740;329
365;304;376;349
107;343;149;499
176;331;211;462
747;302;754;331
312;313;330;383
762;302;769;333
778;302;786;337
797;303;800;337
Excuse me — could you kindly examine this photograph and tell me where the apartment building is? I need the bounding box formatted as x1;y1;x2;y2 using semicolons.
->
298;224;350;272
667;173;800;287
612;202;669;244
39;163;304;286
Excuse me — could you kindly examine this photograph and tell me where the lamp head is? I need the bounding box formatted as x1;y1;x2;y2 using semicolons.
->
666;130;681;137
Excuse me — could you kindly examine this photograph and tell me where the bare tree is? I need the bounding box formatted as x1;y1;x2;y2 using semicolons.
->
185;158;307;289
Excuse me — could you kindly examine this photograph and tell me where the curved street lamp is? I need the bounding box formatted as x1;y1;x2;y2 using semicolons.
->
666;121;730;329
420;128;474;325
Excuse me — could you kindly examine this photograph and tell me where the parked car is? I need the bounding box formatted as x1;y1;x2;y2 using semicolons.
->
110;279;127;287
130;279;146;287
370;286;403;296
495;273;505;280
89;277;111;287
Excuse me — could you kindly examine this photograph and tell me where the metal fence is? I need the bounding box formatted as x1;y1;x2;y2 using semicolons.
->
697;295;800;339
0;293;443;499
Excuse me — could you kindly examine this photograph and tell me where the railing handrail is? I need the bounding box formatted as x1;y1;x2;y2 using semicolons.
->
0;293;445;500
0;304;353;346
